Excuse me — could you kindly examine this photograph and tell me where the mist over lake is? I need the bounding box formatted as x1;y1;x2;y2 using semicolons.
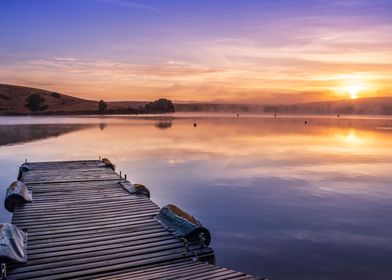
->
1;114;392;280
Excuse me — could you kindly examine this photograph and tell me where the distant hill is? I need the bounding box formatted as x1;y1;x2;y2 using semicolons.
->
1;84;391;115
0;84;148;115
175;98;392;115
262;97;392;115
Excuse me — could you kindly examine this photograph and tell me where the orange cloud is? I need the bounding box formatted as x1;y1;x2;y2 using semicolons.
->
0;16;391;103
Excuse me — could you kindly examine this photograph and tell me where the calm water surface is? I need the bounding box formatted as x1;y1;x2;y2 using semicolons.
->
0;114;392;280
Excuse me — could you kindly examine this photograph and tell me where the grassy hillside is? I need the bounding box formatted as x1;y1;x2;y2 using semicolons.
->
0;84;147;114
0;84;98;114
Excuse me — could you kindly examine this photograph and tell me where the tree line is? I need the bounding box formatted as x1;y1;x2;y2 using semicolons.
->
24;93;175;114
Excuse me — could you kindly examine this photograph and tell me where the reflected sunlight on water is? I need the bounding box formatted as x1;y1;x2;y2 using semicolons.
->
0;114;392;280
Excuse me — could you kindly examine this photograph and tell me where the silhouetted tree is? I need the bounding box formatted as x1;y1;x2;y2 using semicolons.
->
98;100;107;113
25;93;49;112
144;98;175;113
154;121;172;129
381;104;392;115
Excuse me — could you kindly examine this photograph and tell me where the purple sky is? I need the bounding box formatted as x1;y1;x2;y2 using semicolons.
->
1;0;391;102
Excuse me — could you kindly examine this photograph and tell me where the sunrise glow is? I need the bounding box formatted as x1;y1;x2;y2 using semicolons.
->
0;0;391;103
345;85;364;99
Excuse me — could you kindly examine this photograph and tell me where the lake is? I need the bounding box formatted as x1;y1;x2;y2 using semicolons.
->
0;114;392;280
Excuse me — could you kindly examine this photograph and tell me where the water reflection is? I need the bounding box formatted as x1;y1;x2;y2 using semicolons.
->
0;123;92;146
154;121;173;129
0;115;392;280
99;123;106;131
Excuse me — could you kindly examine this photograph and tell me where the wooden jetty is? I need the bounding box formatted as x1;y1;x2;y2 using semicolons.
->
4;160;263;280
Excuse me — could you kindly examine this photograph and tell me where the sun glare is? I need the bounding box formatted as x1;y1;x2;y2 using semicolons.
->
345;85;363;99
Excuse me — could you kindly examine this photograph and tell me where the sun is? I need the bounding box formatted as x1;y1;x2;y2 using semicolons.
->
345;85;363;99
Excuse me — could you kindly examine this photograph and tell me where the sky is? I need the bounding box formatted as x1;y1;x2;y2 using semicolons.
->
0;0;392;103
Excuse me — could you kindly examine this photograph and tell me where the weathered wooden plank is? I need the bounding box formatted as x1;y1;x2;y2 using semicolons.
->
27;224;164;247
9;245;210;276
125;265;222;280
80;261;260;280
12;202;156;219
19;215;159;235
14;197;148;212
13;207;159;226
26;238;181;262
25;219;160;240
75;260;201;280
28;230;171;253
13;209;159;226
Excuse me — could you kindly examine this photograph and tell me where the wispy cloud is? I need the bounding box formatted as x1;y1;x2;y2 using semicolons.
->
1;0;391;102
95;0;160;12
25;58;220;78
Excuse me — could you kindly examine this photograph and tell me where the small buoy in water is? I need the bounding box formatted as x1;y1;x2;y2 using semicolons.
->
337;114;340;118
237;114;239;117
194;123;197;127
304;121;308;125
274;113;277;118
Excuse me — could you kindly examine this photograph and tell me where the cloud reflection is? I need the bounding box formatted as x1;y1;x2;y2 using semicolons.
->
0;115;392;279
